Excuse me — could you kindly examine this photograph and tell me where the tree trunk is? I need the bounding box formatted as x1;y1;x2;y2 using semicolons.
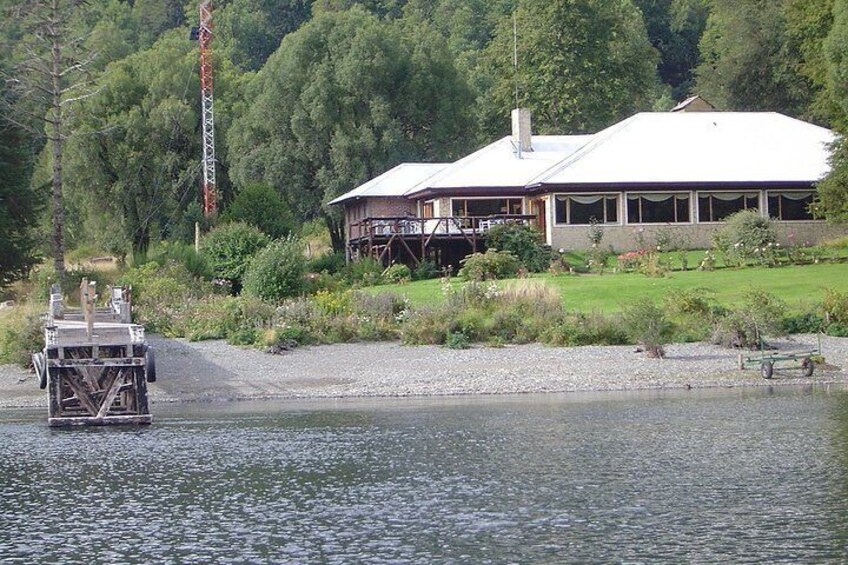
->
50;0;65;283
325;214;345;252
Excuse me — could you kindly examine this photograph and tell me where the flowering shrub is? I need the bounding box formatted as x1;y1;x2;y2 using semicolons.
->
616;250;646;271
458;249;521;281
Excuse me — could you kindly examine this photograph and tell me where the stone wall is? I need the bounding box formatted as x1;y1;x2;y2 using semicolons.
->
549;221;846;252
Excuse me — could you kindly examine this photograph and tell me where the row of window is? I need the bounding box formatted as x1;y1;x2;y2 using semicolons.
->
553;191;815;225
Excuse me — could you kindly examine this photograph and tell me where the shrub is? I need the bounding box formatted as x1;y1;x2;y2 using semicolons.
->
308;251;346;274
783;312;824;334
458;249;520;281
539;312;628;347
116;261;214;335
412;260;439;281
711;289;786;348
621;299;673;357
147;241;212;280
200;222;270;292
29;264;112;304
712;210;777;266
0;302;44;367
344;257;384;286
384;263;412;284
222;182;294;239
401;308;451;345
445;331;471;349
823;289;848;326
485;224;551;272
242;238;307;301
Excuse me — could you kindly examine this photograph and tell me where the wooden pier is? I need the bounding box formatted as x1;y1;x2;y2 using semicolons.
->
32;281;155;427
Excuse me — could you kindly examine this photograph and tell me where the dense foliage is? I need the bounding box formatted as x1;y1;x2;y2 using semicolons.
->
200;222;270;292
3;0;848;272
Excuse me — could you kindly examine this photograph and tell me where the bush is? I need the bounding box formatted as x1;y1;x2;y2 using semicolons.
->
711;289;786;348
308;251;346;274
458;249;520;281
222;182;294;239
0;303;44;367
823;289;848;326
200;222;270;293
412;260;439;281
539;312;628;346
485;224;551;272
712;210;777;266
344;257;384;286
783;312;824;334
401;308;452;345
384;263;411;284
242;238;307;301
147;241;212;280
445;331;471;349
621;299;673;357
29;264;112;304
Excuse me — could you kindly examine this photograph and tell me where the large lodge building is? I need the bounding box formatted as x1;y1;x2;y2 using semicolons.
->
330;98;844;268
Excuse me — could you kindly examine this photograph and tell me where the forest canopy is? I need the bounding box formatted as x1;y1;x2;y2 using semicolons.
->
1;0;847;287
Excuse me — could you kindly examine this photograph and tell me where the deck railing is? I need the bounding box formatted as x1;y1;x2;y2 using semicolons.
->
348;214;536;242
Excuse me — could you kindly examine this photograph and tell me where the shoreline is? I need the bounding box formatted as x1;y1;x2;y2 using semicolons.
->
1;334;847;409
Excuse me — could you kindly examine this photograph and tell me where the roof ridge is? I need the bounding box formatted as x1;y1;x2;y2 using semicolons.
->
531;114;641;185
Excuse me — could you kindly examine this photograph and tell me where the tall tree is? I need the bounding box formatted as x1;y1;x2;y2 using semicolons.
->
1;0;100;282
213;0;312;71
818;0;848;222
695;0;813;114
0;108;41;288
227;7;474;250
479;0;661;136
634;0;709;101
784;0;839;126
63;30;245;254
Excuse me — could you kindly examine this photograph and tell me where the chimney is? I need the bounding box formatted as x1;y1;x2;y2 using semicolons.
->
511;108;532;155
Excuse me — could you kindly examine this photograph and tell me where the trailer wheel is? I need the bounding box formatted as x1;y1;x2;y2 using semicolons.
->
144;346;156;383
801;357;814;377
32;352;47;389
761;361;774;379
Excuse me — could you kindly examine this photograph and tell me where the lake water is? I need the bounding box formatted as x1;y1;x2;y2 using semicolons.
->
2;386;848;563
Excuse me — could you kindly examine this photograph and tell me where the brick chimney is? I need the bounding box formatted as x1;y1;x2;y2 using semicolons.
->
511;108;533;155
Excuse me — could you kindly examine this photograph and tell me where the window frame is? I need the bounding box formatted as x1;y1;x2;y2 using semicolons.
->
449;197;524;217
625;191;693;225
696;191;761;224
765;190;817;222
552;193;621;226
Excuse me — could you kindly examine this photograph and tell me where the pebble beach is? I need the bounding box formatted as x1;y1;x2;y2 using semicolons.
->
1;334;847;409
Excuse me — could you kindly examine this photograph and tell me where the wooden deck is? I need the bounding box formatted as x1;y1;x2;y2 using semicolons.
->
36;281;154;427
347;215;536;267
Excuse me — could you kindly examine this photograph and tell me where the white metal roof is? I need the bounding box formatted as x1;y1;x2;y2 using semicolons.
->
534;112;835;186
328;163;447;205
407;135;593;194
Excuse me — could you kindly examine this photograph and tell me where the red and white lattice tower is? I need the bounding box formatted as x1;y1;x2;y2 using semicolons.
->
198;1;217;216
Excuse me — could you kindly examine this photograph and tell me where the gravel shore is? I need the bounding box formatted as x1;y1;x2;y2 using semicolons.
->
1;334;847;409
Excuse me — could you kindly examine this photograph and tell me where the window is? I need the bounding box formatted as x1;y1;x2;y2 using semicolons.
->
767;191;815;221
554;195;618;225
626;193;690;224
451;198;523;217
697;192;759;222
422;201;434;218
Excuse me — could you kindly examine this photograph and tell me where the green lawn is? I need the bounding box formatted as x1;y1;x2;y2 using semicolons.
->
369;262;848;314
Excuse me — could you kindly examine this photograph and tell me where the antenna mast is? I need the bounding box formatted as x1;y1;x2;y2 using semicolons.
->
198;1;217;217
